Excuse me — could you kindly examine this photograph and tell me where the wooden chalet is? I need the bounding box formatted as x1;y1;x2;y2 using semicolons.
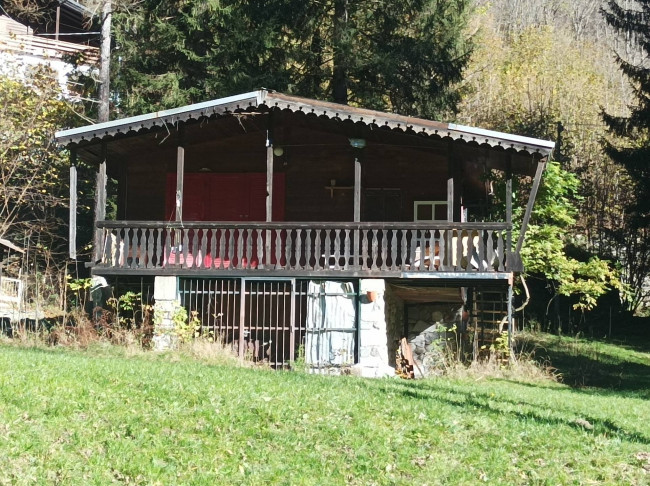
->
56;90;554;374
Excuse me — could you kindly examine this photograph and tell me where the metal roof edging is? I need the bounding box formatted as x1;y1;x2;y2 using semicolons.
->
448;123;556;151
55;90;262;144
55;89;555;157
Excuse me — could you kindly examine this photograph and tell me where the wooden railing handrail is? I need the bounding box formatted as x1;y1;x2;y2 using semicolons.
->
96;220;511;231
94;220;517;275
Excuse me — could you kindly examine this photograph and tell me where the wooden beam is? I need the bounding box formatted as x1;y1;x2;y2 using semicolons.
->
266;142;274;222
55;6;60;41
354;153;362;222
507;274;514;358
516;161;546;254
447;145;454;222
505;156;513;268
69;149;77;260
265;126;274;267
93;143;107;262
175;127;185;222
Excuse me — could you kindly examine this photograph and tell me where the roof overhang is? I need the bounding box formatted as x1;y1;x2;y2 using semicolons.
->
55;90;555;159
0;238;24;253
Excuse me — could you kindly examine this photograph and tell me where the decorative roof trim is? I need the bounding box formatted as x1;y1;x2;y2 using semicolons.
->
55;91;261;144
56;89;555;156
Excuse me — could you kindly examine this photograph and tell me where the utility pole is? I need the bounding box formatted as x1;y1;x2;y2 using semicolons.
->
98;0;112;123
94;0;111;265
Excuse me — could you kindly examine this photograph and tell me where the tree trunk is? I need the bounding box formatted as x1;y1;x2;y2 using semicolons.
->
332;0;348;105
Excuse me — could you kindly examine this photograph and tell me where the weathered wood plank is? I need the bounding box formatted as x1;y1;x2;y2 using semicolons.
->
69;155;77;260
390;230;397;271
371;229;379;271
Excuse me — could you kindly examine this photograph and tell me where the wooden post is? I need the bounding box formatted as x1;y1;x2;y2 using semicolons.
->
515;161;546;254
447;167;454;222
353;148;362;267
354;154;361;222
265;124;274;266
93;143;107;262
175;127;185;222
69;148;77;260
447;144;455;267
55;6;60;41
507;274;514;360
505;156;513;267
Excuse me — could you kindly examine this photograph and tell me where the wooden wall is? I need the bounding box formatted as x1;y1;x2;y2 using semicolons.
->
105;118;486;223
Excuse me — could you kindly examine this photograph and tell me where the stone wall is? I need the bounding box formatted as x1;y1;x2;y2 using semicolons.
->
406;303;463;377
353;279;395;378
152;276;179;351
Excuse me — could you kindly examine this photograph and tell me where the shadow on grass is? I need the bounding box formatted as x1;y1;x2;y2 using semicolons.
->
526;340;650;399
378;379;650;445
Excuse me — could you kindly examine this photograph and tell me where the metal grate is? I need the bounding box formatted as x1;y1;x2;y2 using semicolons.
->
179;278;311;368
179;278;242;355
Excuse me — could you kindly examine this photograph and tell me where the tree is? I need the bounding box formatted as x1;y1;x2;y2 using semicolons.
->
602;1;650;223
489;162;621;323
455;16;624;323
110;0;472;119
602;0;650;311
0;64;73;268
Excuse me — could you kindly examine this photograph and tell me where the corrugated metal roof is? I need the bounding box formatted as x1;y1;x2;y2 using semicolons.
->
55;89;555;156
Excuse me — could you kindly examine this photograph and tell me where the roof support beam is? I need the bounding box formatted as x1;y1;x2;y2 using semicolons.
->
265;116;274;267
447;142;455;222
69;148;77;260
175;126;185;222
354;155;362;223
93;143;107;262
516;160;546;254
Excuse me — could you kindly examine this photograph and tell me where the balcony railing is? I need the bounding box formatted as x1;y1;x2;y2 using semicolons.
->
95;221;513;276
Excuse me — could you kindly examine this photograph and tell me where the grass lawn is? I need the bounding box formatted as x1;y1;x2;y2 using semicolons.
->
1;337;649;485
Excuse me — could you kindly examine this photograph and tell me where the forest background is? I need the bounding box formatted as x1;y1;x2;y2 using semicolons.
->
1;0;649;335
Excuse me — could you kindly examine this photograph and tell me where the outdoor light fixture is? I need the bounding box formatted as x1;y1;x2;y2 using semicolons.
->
348;138;366;149
273;146;284;157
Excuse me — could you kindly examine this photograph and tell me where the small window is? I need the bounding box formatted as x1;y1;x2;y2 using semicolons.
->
414;201;448;222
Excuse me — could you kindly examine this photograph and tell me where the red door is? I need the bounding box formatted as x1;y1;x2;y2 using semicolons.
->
166;173;285;222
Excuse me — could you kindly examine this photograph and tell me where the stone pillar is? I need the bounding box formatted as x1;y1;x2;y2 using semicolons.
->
152;276;179;351
353;279;395;378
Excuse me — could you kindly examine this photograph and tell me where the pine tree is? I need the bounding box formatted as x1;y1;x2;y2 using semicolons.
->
602;0;650;225
602;1;650;311
111;0;472;119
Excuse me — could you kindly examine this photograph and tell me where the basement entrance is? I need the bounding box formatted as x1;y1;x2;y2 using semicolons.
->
179;278;359;368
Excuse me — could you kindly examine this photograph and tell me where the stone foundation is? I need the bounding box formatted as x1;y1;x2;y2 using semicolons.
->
355;279;395;378
406;303;463;377
152;276;179;351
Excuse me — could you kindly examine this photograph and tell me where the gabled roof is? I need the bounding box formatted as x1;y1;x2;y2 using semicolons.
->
55;90;555;158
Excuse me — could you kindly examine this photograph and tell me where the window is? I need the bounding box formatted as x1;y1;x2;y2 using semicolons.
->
413;201;448;222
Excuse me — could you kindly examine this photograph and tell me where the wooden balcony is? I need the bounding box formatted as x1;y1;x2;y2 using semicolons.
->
94;221;515;279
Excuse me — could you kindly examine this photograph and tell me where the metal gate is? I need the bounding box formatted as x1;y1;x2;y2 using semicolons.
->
179;278;360;369
179;278;310;368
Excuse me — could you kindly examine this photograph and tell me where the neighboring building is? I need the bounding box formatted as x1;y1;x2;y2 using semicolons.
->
0;1;97;95
0;238;25;322
56;90;554;376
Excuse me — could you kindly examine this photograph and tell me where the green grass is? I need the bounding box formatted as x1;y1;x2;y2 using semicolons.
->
526;332;650;397
1;339;649;485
